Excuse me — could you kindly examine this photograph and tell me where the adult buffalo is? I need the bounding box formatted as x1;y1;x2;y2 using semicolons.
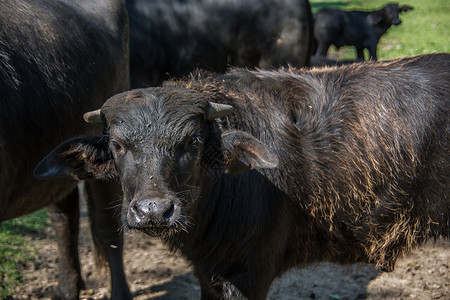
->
36;53;449;299
314;3;413;60
0;0;130;299
127;0;313;87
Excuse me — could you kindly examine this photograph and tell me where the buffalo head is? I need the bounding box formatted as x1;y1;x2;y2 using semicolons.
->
35;87;278;237
368;3;413;26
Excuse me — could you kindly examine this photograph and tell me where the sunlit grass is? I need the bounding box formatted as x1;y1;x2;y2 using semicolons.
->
0;209;49;297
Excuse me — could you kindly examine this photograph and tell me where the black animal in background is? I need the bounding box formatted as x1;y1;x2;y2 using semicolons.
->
126;0;313;87
0;0;131;298
36;53;449;299
314;3;413;60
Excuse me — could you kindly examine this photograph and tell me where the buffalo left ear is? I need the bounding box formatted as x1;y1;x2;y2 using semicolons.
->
221;130;279;174
367;11;383;25
399;5;413;13
34;136;117;181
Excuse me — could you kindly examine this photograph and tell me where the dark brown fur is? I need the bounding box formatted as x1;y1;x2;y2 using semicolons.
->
38;54;449;299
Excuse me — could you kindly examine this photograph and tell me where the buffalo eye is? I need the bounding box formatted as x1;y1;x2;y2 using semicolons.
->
186;136;203;151
111;140;124;153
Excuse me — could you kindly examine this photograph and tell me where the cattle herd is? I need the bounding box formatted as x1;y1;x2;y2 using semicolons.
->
0;0;448;299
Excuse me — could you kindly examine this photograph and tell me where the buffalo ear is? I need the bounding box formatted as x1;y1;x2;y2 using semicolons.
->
399;5;413;12
221;130;278;174
34;136;117;181
367;11;383;25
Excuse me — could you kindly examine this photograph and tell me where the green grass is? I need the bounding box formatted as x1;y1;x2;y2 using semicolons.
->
310;0;450;60
0;209;49;298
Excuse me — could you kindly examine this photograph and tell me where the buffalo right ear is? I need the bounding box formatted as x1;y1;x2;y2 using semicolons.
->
34;136;117;181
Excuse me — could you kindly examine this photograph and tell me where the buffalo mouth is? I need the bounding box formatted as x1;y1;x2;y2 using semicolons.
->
126;207;188;238
127;222;186;238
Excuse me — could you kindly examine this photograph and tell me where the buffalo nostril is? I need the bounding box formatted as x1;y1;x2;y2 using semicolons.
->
127;202;145;228
130;201;145;219
163;202;175;220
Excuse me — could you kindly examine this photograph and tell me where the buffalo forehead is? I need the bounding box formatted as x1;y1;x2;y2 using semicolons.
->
102;87;210;141
102;87;209;120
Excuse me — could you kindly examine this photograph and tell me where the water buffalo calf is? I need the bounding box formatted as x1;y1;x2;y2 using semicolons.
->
0;0;130;298
36;53;449;299
314;3;413;60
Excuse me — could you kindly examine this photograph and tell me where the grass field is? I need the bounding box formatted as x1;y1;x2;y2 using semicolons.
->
0;210;49;297
310;0;450;60
0;0;448;297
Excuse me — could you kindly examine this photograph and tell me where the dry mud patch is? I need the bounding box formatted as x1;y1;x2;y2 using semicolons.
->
12;207;449;300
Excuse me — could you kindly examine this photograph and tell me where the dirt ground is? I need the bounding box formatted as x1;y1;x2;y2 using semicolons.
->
12;200;450;300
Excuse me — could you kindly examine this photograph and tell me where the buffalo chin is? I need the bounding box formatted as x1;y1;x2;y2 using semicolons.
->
128;223;184;238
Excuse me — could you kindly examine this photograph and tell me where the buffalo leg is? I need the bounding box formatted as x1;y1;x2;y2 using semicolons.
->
356;47;365;60
195;267;257;300
316;41;330;57
84;180;132;300
47;188;83;300
368;45;377;60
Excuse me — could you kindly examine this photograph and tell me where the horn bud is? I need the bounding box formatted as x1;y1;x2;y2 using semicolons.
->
83;109;102;124
207;102;234;120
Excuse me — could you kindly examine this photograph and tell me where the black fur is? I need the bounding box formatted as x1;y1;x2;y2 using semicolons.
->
313;3;413;60
39;54;449;299
127;0;313;87
1;0;131;298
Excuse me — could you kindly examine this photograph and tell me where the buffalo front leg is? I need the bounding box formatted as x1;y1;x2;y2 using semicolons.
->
194;260;275;300
356;47;366;60
315;41;330;57
83;180;132;300
368;44;377;61
195;267;263;300
47;187;84;300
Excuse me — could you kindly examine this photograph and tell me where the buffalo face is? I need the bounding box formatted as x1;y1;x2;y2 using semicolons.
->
371;4;413;27
35;87;278;237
